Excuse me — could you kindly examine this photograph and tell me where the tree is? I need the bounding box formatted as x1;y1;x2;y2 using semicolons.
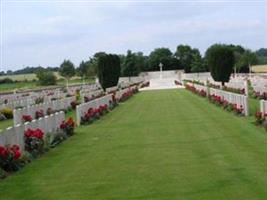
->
205;44;235;86
135;52;149;72
236;50;257;73
175;45;203;73
35;68;57;86
190;50;206;73
121;50;140;77
148;48;178;71
76;61;88;77
97;53;121;91
255;48;267;64
59;60;75;87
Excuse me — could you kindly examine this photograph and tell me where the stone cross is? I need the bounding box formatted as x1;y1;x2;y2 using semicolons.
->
159;62;163;79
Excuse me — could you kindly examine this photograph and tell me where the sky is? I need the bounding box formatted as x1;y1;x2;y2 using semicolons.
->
0;0;267;71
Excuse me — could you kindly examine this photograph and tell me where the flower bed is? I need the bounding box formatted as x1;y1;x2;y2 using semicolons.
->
24;128;45;158
174;80;182;86
35;109;44;119
254;111;267;131
185;84;207;98
60;117;75;136
22;115;33;122
185;83;245;116
0;144;22;173
119;87;138;102
81;104;109;125
252;91;267;100
208;94;244;116
140;81;149;88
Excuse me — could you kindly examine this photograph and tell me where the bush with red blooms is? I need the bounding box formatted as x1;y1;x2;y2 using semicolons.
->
140;81;150;88
255;111;264;125
98;104;109;116
209;94;224;106
84;96;90;103
35;109;44;119
60;117;75;136
70;100;79;110
22;115;33;122
120;90;134;102
174;80;182;86
231;104;244;115
46;107;54;115
24;128;45;157
0;144;22;172
252;91;267;100
208;94;244;116
185;84;207;98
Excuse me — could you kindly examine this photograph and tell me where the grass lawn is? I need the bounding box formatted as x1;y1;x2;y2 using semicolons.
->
0;78;94;92
1;89;267;199
0;119;13;131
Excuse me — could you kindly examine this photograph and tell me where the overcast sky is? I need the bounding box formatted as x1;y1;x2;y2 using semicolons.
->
0;0;267;71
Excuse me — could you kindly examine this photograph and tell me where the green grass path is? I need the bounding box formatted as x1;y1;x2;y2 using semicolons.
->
1;89;267;200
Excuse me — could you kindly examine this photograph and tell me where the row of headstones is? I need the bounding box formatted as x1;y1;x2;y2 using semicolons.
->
115;87;136;100
0;90;67;110
0;98;35;110
182;73;247;91
186;82;249;116
260;100;267;116
0;111;65;151
0;83;99;108
13;96;76;126
68;83;101;96
80;89;104;104
250;77;267;94
209;88;249;116
76;94;113;126
106;86;118;94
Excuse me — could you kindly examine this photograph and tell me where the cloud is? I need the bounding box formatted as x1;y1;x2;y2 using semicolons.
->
1;1;266;70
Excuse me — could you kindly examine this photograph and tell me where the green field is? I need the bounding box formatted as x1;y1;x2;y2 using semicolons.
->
1;89;267;199
0;78;94;92
0;72;80;81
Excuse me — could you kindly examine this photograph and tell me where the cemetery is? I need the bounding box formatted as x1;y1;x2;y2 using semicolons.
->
1;64;267;199
1;1;267;199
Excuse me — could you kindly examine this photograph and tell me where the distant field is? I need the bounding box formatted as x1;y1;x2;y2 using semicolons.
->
0;72;81;81
0;78;95;92
252;65;267;73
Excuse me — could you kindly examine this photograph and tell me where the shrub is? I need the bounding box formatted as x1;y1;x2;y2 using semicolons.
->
70;101;79;109
46;107;54;115
35;109;44;119
48;132;67;148
35;69;57;86
255;112;264;125
24;128;45;158
0;108;13;119
0;144;22;172
97;53;121;91
0;78;14;84
22;115;33;122
60;117;75;136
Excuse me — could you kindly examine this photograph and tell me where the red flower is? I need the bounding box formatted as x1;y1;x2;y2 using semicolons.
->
24;128;44;139
0;145;7;157
255;111;263;118
22;115;33;122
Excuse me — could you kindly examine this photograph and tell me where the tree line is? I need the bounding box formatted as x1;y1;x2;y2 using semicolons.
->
1;45;266;86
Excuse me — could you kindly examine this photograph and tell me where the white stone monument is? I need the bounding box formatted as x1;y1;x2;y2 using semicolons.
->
159;62;163;79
